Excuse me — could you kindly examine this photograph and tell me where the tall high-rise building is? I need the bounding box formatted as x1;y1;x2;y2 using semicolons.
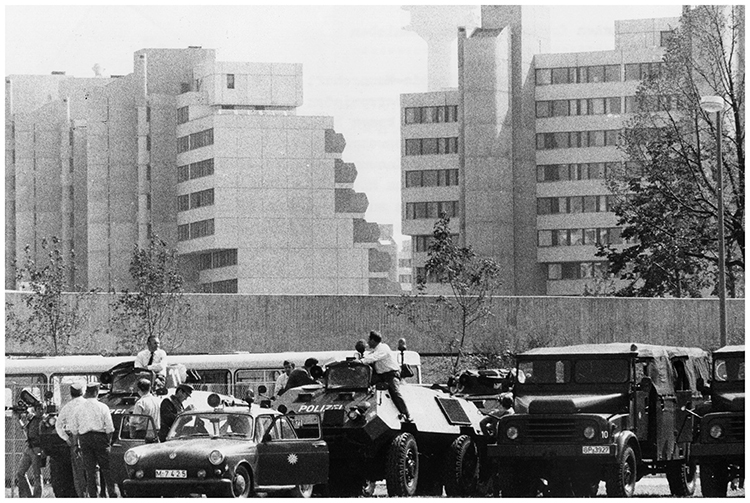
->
401;6;680;296
6;48;399;295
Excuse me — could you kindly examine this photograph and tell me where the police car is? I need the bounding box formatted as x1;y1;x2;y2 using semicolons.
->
121;394;329;497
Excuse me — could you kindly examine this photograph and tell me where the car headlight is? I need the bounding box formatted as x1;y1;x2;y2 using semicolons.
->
583;425;596;440
208;450;225;465
506;425;519;440
124;450;139;466
709;424;724;439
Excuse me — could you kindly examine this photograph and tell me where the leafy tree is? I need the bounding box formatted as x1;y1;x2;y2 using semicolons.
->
110;234;189;353
386;215;502;374
10;237;96;355
601;5;744;297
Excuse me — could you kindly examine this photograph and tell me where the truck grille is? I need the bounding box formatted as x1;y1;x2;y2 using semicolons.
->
728;416;744;441
527;418;577;442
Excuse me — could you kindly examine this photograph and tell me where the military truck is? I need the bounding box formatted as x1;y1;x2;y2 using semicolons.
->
487;343;709;497
275;358;488;497
692;345;745;497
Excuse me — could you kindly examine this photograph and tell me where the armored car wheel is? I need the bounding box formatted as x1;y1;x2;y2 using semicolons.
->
667;459;697;496
386;432;419;497
700;462;728;497
605;446;637;497
443;435;479;496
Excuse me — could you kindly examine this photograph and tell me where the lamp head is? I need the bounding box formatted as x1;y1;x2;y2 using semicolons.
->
700;96;725;113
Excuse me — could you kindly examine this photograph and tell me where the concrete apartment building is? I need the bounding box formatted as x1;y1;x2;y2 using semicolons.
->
401;6;679;296
6;47;399;295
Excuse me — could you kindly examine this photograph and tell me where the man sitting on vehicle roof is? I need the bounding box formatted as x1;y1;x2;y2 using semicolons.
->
135;335;168;377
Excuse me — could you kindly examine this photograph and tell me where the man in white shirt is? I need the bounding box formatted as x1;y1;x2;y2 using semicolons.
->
70;383;116;498
135;335;168;376
360;330;412;422
274;361;295;397
55;381;87;497
129;378;161;439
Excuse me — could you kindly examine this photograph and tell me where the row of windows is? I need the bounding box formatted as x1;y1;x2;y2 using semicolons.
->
535;62;665;86
177;218;215;241
405;169;459;188
405;200;459;220
537;195;613;215
177;106;189;125
536;97;622;118
536;130;619;150
398;259;412;268
538;227;623;247
178;158;215;183
413;233;458;253
404;105;458;124
405;137;458;156
177;128;214;153
177;188;214;212
547;262;609;281
201;278;238;294
198;249;238;271
538;162;617;182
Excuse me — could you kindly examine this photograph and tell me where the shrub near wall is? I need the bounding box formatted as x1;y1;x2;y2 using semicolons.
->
4;292;745;356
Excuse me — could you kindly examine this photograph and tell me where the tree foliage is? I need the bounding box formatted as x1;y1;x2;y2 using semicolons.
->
386;215;502;375
9;237;96;355
601;5;744;297
110;234;189;353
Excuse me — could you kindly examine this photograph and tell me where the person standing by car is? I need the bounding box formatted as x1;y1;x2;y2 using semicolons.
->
135;335;168;377
130;379;161;439
360;330;412;422
70;383;116;498
279;358;319;396
159;383;193;441
55;381;88;497
273;361;295;397
15;393;45;498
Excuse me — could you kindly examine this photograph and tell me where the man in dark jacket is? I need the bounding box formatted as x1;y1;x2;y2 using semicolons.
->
279;358;319;395
159;384;193;441
15;397;45;498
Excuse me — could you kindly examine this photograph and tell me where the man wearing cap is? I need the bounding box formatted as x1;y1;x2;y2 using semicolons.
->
130;379;161;440
70;383;116;498
360;330;412;422
159;383;193;442
55;381;88;497
135;335;168;377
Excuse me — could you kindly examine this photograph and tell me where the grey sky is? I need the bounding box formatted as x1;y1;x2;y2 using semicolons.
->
5;5;683;241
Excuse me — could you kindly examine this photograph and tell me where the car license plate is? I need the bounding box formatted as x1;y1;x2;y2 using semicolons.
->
155;469;187;478
582;445;610;455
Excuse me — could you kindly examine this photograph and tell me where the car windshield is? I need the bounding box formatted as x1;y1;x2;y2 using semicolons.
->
111;370;153;395
327;364;370;390
169;412;253;440
714;357;745;383
518;358;629;385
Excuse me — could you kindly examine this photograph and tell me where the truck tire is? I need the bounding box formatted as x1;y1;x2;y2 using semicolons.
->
385;433;419;497
443;435;478;496
605;446;637;497
666;459;697;496
700;462;728;497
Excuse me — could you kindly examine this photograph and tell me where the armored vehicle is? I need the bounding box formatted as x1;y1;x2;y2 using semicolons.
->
275;358;487;497
692;345;745;497
488;343;709;497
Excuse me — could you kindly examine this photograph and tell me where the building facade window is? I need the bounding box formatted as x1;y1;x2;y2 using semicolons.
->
537;196;612;215
536;97;622;118
414;267;440;283
177;106;189;124
177;128;214;153
146;106;151;122
536;162;620;182
405;200;459;220
405;169;459;188
413;233;459;253
146;164;151;181
535;130;621;150
177;158;214;183
546;262;609;280
198;249;238;271
399;274;413;284
624;62;663;81
536;64;622;86
404;137;458;156
404;105;458;124
227;74;235;89
660;30;674;47
178;218;215;241
178;188;215;212
538;227;624;247
146;193;151;210
201;279;238;294
398;258;412;268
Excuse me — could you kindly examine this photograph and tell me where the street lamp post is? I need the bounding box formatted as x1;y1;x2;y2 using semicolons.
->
700;95;727;347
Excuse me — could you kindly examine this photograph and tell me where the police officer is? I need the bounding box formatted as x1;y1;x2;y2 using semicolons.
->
15;392;45;498
55;381;87;497
159;383;193;441
71;383;116;498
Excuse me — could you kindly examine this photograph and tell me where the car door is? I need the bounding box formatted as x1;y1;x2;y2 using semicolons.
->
254;414;328;487
110;413;159;486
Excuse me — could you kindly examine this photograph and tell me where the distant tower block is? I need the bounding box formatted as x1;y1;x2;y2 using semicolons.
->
403;5;479;90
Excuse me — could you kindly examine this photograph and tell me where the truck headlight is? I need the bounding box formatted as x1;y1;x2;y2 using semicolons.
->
208;450;225;465
709;424;724;439
506;425;519;440
124;450;139;466
583;425;596;440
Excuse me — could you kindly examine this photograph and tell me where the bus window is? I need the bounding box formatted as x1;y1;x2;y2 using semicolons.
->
50;374;100;407
188;369;231;395
235;369;277;399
